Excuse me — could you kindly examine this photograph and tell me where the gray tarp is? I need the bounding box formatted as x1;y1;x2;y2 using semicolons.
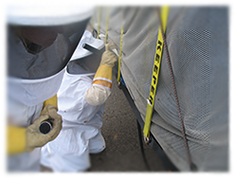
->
92;7;228;171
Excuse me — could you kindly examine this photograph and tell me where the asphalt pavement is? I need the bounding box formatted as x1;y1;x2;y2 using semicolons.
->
88;80;166;172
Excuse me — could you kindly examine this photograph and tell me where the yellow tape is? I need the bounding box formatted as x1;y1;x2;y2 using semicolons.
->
117;26;124;83
143;6;169;139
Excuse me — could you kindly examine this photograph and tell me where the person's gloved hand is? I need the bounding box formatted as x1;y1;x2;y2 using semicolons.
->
99;41;118;67
106;40;118;50
85;41;118;106
40;104;61;119
25;105;62;152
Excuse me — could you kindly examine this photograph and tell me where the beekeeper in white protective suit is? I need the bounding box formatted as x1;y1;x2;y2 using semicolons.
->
40;30;118;172
7;1;94;171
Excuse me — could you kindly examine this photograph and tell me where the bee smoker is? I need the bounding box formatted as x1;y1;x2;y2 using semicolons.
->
39;118;53;134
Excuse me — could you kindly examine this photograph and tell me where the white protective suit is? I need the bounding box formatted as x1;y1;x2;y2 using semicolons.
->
7;33;66;172
7;3;94;171
40;30;108;172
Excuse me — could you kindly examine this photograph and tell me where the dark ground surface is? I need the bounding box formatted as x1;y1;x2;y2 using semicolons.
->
41;79;167;172
87;81;166;172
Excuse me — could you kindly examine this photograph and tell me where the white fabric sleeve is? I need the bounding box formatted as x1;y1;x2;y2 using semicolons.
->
85;85;111;106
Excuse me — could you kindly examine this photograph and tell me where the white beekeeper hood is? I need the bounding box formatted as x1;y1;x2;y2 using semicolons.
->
7;1;95;106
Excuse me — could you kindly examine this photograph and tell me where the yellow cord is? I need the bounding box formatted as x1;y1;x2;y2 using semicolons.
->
97;6;102;39
117;26;124;83
105;7;110;44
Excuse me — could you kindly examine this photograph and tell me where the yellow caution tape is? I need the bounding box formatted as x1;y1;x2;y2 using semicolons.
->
143;6;169;141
